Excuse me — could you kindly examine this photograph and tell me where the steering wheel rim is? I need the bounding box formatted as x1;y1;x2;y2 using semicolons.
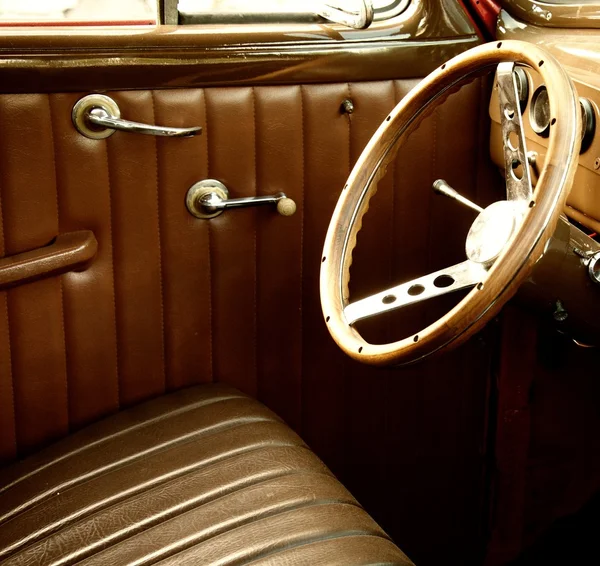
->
320;40;581;366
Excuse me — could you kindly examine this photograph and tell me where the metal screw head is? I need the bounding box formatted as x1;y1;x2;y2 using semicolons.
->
553;300;568;322
594;158;600;170
340;99;354;114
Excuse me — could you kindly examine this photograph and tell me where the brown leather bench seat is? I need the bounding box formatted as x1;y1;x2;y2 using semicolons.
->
0;384;413;565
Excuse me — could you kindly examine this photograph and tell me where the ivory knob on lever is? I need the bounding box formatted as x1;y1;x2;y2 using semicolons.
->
276;197;297;216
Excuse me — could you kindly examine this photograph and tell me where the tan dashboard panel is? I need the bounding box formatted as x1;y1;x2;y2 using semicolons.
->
503;0;600;29
489;67;600;231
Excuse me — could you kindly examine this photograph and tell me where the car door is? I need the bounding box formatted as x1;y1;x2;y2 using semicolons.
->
0;1;500;563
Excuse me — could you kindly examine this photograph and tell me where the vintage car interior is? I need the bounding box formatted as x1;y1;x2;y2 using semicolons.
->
1;0;600;564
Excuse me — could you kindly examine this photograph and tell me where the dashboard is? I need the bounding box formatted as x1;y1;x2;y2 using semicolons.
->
489;65;600;233
492;8;600;234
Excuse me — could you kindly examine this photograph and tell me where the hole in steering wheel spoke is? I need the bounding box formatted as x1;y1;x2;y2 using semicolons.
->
407;284;425;296
433;275;454;288
507;131;519;151
382;295;397;305
511;159;524;180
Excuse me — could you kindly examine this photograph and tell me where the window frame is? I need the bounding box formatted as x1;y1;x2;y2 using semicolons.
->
161;0;411;25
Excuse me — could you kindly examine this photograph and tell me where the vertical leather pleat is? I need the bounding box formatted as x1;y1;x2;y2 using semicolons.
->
371;79;427;551
380;79;496;564
299;83;352;474
0;94;68;454
49;93;120;430
152;89;212;391
204;87;257;397
105;91;166;406
254;86;304;431
0;173;15;464
427;80;496;562
343;80;397;526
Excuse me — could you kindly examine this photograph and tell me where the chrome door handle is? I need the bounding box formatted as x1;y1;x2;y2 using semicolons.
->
186;180;297;219
87;108;202;138
72;94;202;139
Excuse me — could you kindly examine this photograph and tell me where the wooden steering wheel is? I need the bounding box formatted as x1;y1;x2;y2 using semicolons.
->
320;40;581;366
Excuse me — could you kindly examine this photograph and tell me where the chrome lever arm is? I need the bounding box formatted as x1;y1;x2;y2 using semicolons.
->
186;180;297;219
88;108;201;138
200;192;291;213
72;94;202;139
433;179;483;214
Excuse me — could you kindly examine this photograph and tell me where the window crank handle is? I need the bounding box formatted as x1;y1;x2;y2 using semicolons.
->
186;180;297;219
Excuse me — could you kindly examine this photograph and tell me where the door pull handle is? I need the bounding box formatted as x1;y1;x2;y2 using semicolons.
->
72;94;202;139
0;231;97;290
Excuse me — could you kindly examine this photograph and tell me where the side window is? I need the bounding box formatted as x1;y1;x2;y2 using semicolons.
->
176;0;410;24
0;0;409;26
0;0;156;23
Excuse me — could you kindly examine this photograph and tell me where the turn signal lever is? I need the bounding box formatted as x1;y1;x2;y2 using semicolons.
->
186;180;297;219
432;179;483;214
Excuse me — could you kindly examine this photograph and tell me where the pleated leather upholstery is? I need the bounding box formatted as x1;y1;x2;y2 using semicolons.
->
0;79;497;464
0;384;413;565
0;78;500;563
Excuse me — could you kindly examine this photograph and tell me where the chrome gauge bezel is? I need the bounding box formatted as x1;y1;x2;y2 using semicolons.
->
530;84;550;137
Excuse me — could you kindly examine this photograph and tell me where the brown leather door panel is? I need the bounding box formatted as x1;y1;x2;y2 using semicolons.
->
0;78;500;563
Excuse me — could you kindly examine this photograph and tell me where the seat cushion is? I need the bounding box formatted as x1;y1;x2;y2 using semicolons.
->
0;384;413;565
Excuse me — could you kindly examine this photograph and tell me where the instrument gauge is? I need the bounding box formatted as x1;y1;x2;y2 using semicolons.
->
580;97;596;154
514;66;529;113
530;85;550;137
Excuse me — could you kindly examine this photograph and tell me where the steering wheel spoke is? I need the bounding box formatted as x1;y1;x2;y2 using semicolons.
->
344;260;487;325
497;62;533;202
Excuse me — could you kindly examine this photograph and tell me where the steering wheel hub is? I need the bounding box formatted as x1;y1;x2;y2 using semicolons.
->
465;201;518;266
